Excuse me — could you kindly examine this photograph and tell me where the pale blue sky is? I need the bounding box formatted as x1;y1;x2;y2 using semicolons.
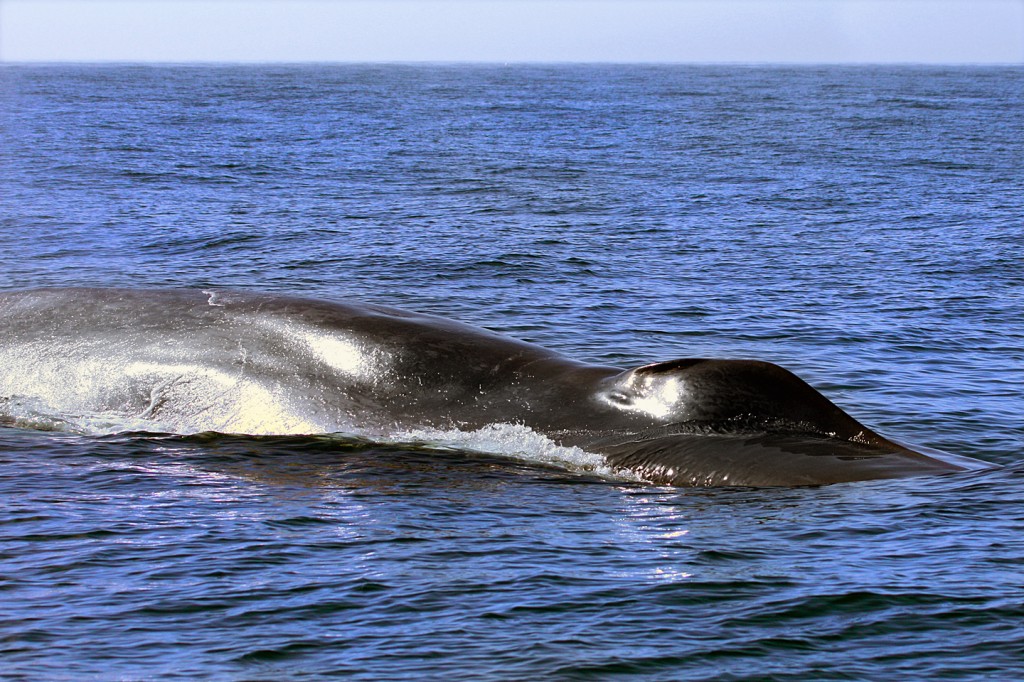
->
1;0;1022;63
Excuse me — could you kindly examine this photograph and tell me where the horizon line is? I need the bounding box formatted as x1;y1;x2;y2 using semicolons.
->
3;59;1022;67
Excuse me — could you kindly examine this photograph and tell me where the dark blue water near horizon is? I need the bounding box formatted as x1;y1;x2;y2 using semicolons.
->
1;64;1023;679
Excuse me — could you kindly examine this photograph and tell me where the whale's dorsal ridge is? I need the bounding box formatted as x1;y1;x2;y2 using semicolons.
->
632;358;711;375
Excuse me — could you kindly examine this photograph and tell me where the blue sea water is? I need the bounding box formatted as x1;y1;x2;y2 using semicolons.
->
1;64;1023;679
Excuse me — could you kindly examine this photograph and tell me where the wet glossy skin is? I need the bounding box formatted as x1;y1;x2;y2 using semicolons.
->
0;288;992;486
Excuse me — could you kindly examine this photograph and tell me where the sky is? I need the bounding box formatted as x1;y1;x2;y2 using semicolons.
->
0;0;1022;64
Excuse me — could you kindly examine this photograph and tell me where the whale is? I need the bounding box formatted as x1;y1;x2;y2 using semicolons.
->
0;287;991;487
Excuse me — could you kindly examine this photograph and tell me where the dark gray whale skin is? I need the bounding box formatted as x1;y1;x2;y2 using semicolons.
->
0;288;991;487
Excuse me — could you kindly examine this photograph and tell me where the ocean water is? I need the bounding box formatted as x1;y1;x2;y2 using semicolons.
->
1;64;1022;679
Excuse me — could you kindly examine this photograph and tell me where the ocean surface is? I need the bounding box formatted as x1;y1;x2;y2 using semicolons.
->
1;64;1022;679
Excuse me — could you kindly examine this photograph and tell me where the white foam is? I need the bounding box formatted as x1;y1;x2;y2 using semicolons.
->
391;422;643;483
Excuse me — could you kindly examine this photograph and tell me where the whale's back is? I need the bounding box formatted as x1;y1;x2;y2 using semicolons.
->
0;287;567;435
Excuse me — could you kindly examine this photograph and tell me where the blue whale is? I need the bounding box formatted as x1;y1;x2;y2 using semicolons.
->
0;288;991;486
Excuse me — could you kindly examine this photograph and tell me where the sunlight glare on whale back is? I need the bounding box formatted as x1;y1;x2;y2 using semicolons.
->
603;368;690;420
10;355;321;436
120;360;321;436
244;313;380;380
305;333;369;378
